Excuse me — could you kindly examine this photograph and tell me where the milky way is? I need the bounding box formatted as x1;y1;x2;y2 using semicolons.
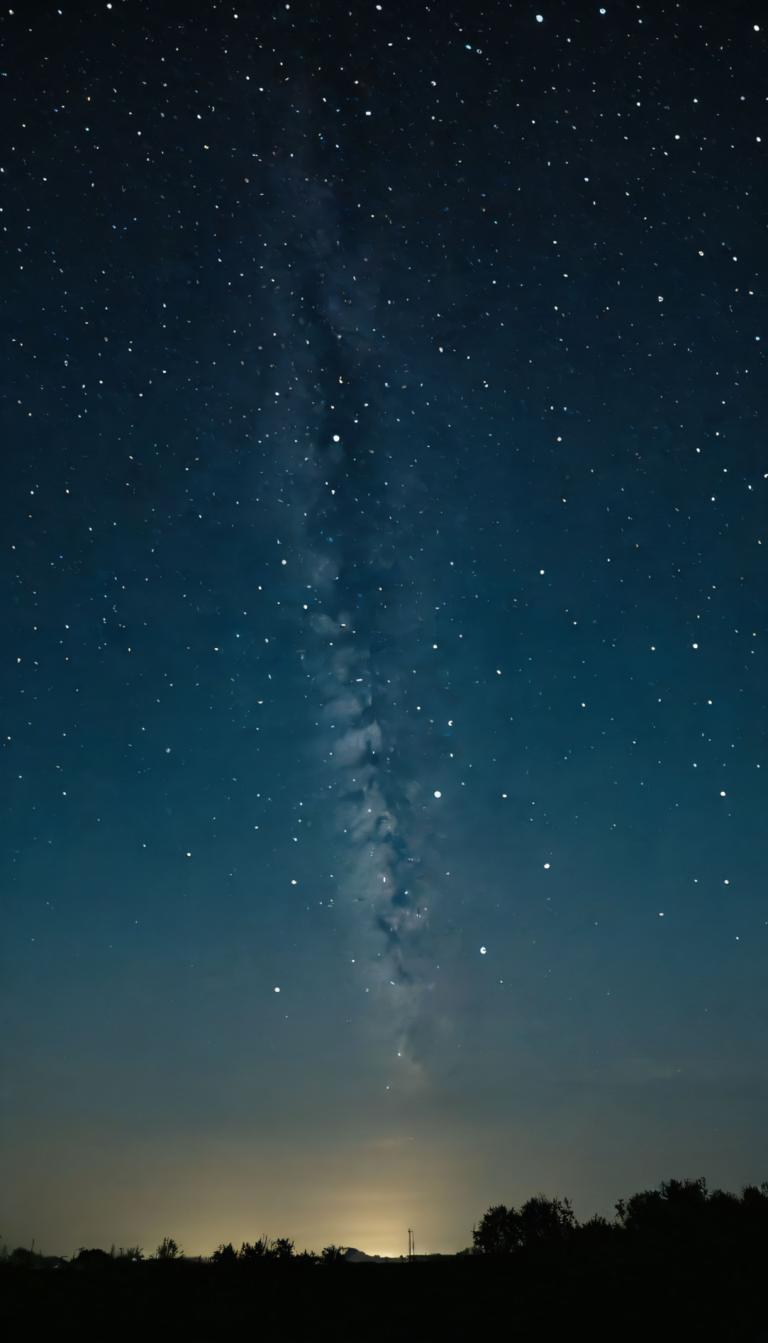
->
263;163;440;1064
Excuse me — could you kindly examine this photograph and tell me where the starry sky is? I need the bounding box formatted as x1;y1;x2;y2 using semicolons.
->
2;0;767;1259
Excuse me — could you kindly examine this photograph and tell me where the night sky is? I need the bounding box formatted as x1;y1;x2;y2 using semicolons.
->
2;0;767;1259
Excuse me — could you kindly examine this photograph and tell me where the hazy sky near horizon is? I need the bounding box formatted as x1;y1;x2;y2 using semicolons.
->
1;0;767;1257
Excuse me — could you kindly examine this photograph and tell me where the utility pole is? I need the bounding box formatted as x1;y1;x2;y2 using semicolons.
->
407;1228;415;1261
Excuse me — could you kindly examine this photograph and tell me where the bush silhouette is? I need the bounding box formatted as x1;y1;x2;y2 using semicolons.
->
73;1248;112;1269
321;1244;347;1263
239;1237;270;1262
211;1242;238;1266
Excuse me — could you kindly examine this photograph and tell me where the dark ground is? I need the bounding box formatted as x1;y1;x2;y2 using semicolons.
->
3;1252;767;1342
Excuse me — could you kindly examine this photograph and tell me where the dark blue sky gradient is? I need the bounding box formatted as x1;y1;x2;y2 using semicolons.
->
1;0;766;1256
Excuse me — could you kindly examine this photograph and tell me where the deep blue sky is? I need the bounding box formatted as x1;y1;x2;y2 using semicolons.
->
1;0;766;1256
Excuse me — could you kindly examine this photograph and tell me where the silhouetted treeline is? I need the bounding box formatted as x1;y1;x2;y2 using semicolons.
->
472;1177;768;1256
1;1235;354;1270
3;1178;767;1340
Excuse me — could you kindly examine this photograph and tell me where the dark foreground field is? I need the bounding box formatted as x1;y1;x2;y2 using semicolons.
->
3;1248;767;1342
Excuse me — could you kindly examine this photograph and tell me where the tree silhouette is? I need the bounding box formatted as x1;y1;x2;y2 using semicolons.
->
155;1237;181;1261
518;1195;575;1245
270;1237;294;1261
473;1195;574;1254
473;1204;521;1255
616;1176;708;1239
740;1181;768;1227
